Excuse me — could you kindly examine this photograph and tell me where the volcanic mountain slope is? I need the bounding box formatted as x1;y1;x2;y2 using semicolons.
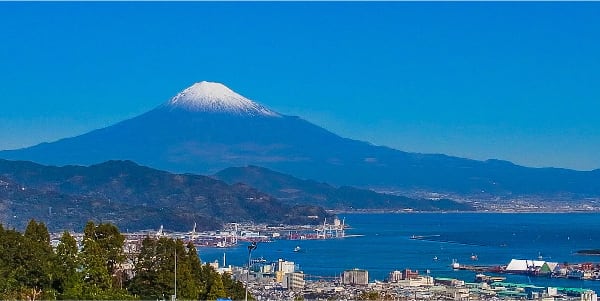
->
215;165;473;211
0;159;330;231
2;81;599;197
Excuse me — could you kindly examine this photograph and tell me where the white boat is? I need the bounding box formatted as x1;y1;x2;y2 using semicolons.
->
293;246;302;252
451;259;460;269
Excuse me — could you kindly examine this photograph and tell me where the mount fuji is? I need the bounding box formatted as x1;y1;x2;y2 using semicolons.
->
2;81;599;197
167;81;280;116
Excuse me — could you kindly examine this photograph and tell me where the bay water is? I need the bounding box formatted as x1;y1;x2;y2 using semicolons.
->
198;213;600;292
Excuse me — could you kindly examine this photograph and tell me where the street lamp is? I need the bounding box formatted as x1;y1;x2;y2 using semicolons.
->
245;242;257;301
174;248;177;301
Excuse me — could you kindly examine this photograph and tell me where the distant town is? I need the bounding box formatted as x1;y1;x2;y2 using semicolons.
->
376;189;600;213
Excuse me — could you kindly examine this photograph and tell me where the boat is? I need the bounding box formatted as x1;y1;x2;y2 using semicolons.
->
433;256;438;261
471;254;478;261
293;246;302;252
451;259;460;269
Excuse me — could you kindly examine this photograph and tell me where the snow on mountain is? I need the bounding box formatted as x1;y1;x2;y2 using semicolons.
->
166;81;280;117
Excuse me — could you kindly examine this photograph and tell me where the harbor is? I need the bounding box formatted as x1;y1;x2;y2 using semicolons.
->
48;212;600;299
199;254;599;301
97;217;349;253
453;259;600;281
196;213;600;297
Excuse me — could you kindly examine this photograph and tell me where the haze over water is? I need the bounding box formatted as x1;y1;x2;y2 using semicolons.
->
199;213;600;293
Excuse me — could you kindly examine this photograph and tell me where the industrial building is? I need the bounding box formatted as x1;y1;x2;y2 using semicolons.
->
342;268;369;286
282;272;305;290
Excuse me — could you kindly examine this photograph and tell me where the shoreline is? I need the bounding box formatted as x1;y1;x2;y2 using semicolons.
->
329;209;600;214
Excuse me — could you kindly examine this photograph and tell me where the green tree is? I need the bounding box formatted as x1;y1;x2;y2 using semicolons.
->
0;227;25;299
81;222;112;293
174;239;201;300
55;230;84;299
80;221;131;299
0;220;56;300
129;237;176;299
128;237;157;298
184;241;205;298
94;223;125;276
0;221;137;300
130;237;206;300
221;272;247;300
206;271;226;301
199;264;227;301
21;220;56;300
24;219;51;247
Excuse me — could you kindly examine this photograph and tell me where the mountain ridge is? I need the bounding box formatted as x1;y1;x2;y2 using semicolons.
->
2;81;599;198
0;159;330;231
214;165;474;211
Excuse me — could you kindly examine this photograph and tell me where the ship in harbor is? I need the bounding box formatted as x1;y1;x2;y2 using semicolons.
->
129;217;350;248
458;258;600;281
287;217;347;240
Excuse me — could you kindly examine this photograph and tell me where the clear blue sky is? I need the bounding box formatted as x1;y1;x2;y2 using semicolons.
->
1;2;599;170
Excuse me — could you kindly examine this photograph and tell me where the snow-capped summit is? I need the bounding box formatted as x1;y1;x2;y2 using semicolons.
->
167;81;280;117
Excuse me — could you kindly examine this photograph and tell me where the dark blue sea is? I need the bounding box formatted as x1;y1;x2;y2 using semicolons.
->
198;213;600;292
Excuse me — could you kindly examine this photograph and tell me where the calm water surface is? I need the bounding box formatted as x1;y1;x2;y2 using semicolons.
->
199;213;600;292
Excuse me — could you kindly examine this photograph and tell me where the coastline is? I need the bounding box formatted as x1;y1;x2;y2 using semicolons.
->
329;209;600;214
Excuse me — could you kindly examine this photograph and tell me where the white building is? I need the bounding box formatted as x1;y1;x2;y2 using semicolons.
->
282;272;305;290
398;276;434;287
506;259;545;272
387;270;403;283
275;259;296;282
278;259;295;274
581;290;598;301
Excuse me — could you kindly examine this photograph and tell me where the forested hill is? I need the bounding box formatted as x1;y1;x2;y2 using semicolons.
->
0;159;330;231
215;165;473;211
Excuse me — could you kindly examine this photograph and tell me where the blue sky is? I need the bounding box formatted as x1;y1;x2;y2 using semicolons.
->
1;2;599;170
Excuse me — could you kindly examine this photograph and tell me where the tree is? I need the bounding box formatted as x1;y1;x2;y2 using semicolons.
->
79;221;131;299
81;222;112;293
130;237;207;300
221;272;247;300
0;221;134;300
0;220;57;300
20;220;56;300
206;271;226;301
129;237;176;299
56;231;78;275
185;241;205;298
55;231;83;299
24;219;51;248
94;223;125;276
186;242;203;277
0;227;26;300
199;264;227;301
